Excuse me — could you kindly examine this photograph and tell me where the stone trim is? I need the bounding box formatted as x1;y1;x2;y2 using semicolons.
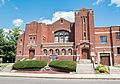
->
95;46;120;48
97;51;112;66
95;32;110;34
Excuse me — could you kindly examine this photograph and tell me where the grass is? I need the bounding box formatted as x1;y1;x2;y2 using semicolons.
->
114;66;120;68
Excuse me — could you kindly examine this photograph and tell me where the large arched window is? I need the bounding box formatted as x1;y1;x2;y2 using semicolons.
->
49;49;53;55
62;49;66;55
56;49;60;55
54;30;69;43
43;49;47;56
68;49;72;55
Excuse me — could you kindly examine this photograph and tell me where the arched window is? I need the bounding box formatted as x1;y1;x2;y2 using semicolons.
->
62;49;66;55
30;37;33;44
68;49;72;55
43;49;47;56
56;49;60;55
54;30;69;43
49;49;53;55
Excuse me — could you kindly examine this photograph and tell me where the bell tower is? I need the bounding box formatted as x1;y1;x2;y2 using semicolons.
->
74;8;95;59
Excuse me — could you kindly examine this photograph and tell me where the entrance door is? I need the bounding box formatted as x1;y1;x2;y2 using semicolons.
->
29;50;35;59
82;49;90;59
100;53;110;66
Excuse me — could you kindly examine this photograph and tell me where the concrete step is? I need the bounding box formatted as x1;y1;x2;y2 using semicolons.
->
79;59;91;64
76;60;95;74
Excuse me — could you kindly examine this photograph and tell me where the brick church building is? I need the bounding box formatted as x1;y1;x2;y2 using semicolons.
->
16;8;120;66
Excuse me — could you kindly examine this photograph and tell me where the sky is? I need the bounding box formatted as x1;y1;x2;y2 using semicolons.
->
0;0;120;30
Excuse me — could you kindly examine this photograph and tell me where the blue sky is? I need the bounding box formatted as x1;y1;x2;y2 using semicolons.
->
0;0;120;30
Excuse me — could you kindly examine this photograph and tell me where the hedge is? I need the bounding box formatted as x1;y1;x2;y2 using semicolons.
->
49;60;76;72
12;60;47;70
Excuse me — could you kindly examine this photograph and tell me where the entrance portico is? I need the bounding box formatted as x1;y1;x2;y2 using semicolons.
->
77;42;91;60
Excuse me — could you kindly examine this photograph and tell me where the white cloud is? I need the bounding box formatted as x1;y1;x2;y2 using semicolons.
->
39;11;74;24
109;0;120;7
13;19;23;27
93;0;103;5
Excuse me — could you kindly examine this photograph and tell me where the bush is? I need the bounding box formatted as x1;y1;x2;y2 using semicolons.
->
95;64;109;74
49;60;76;72
12;60;47;70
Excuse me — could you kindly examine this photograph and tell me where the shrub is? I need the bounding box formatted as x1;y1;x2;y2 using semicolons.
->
12;60;47;70
49;60;76;72
95;64;109;74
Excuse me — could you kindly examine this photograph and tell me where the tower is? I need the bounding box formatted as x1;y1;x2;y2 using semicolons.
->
75;8;95;59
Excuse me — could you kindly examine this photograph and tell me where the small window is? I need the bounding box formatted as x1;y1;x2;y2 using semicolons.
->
30;37;33;44
117;47;120;54
33;37;35;39
60;19;63;24
19;51;21;54
56;49;60;55
62;49;66;55
84;32;86;39
116;32;120;40
100;36;107;44
20;39;22;45
68;49;72;55
20;39;22;42
43;49;47;56
49;49;53;55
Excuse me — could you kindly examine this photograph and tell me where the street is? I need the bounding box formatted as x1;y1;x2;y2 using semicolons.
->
0;77;120;84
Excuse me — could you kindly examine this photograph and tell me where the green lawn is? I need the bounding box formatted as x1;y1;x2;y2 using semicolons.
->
114;66;120;68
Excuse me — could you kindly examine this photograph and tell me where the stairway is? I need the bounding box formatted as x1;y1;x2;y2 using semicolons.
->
76;59;95;74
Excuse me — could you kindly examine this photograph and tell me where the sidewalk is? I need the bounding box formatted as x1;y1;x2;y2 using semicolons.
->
1;63;14;72
0;72;120;79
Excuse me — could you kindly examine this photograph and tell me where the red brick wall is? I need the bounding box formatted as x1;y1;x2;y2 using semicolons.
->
16;8;120;65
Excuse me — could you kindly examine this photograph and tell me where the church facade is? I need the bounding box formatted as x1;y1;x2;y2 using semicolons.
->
16;8;120;66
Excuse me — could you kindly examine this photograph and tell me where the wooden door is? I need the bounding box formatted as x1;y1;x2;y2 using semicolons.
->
82;49;90;59
100;56;110;66
29;50;35;59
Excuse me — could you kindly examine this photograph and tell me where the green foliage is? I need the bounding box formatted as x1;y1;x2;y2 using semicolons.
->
0;27;23;63
12;60;47;70
49;60;76;72
0;29;5;55
95;64;109;74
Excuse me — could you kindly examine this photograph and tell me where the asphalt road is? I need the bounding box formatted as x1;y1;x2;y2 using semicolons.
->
0;77;120;84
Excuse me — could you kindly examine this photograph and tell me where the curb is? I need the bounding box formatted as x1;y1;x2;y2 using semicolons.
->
0;72;120;80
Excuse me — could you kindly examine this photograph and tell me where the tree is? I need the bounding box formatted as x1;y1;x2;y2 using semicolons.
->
0;29;5;55
2;27;22;63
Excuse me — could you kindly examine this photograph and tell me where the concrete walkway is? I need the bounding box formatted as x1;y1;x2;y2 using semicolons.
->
0;72;120;79
1;63;14;72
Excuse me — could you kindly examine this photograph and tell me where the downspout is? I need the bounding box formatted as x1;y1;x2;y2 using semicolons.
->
110;27;114;66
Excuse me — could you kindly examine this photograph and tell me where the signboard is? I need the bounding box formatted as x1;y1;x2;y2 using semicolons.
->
100;53;110;56
49;55;58;61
